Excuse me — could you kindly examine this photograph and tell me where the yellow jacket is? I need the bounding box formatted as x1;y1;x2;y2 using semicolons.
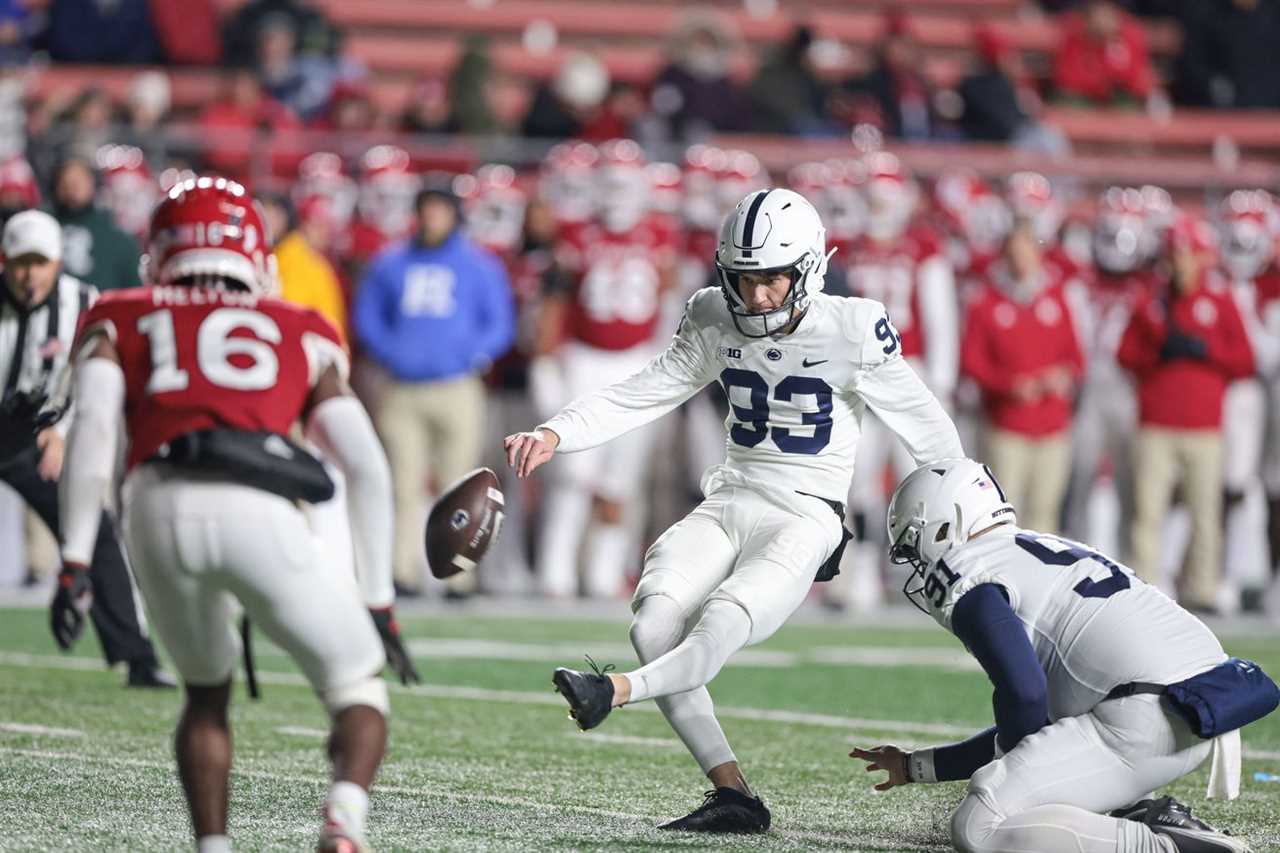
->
275;231;347;343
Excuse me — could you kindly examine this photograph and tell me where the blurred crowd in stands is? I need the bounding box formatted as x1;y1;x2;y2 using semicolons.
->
3;0;1280;619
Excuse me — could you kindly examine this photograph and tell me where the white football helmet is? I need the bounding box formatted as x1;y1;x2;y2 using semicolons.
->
887;458;1016;611
715;188;832;338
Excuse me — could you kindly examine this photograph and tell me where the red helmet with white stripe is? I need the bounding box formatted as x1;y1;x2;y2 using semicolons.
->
934;168;1010;256
295;151;357;230
96;145;158;240
540;141;598;225
144;176;276;295
596;138;649;233
861;151;917;241
1006;171;1061;245
681;144;725;231
358;144;418;237
715;149;765;218
456;163;527;253
1217;189;1278;281
0;155;40;208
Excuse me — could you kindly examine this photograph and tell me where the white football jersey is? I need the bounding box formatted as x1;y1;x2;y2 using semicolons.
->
924;525;1226;720
543;287;962;504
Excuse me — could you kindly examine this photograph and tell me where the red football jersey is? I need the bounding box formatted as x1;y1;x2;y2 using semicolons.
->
557;216;675;351
79;286;347;470
842;226;945;359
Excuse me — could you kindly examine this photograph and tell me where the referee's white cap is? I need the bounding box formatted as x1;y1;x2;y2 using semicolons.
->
2;209;63;261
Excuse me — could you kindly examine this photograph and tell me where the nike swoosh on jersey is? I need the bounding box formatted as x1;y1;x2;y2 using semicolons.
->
802;358;829;367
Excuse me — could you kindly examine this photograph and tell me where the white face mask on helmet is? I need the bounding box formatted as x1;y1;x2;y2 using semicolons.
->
715;188;833;338
886;458;1017;612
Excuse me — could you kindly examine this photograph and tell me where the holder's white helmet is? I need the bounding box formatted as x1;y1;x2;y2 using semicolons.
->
887;458;1016;611
715;188;832;338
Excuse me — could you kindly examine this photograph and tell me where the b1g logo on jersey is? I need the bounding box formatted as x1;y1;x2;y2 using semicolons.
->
717;346;742;360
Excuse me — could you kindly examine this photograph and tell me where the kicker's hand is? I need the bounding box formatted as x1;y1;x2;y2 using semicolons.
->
370;607;421;685
850;745;912;791
503;428;559;479
50;562;92;650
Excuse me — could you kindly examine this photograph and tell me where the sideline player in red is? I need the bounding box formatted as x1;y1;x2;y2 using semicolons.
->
57;176;410;853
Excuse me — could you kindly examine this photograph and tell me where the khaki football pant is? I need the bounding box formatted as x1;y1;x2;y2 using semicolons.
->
985;428;1072;535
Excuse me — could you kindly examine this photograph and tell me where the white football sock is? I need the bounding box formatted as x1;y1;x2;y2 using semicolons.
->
324;781;369;838
625;599;750;704
535;486;591;597
582;522;630;599
630;595;738;773
196;835;231;853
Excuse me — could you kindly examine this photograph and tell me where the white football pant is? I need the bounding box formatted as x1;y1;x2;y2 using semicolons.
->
538;342;657;598
1065;366;1138;554
1222;379;1271;598
122;465;386;700
626;478;842;773
951;694;1209;853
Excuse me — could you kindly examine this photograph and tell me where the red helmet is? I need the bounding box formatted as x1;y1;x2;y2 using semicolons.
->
647;161;682;218
539;141;598;225
0;155;39;208
861;151;917;241
1006;171;1061;244
1166;211;1218;259
456;163;527;253
1093;186;1156;275
96;145;158;240
934;169;1010;257
295;151;357;230
681;144;725;231
144;176;276;295
1217;189;1277;281
715;149;765;217
358;145;418;237
595;138;649;233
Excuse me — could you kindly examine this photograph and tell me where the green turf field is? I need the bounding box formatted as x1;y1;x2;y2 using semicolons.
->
1;605;1278;852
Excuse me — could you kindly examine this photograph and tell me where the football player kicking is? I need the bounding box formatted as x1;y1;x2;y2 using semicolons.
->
505;188;963;832
58;177;414;853
853;458;1277;853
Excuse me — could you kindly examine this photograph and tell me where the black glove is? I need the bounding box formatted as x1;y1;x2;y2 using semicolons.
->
370;607;420;685
50;563;93;650
1160;329;1208;362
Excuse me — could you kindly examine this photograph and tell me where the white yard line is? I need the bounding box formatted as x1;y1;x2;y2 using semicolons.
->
0;722;84;738
275;726;329;739
562;732;684;750
0;745;949;851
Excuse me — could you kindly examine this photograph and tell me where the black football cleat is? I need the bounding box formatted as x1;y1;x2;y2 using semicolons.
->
552;656;615;731
658;787;771;834
1112;796;1252;852
126;660;177;689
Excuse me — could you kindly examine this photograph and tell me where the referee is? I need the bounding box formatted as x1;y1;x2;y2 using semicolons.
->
0;209;171;687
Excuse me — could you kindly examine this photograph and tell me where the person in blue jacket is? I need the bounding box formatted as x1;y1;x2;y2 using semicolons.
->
355;182;514;596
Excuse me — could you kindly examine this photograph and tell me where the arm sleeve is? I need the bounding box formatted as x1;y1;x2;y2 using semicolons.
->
543;304;715;452
854;309;964;464
930;726;1000;783
352;258;398;367
916;255;959;399
473;255;517;366
58;357;125;566
952;583;1049;756
1206;295;1256;380
304;394;395;608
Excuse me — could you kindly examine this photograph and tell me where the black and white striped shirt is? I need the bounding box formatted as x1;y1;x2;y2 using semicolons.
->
0;272;96;431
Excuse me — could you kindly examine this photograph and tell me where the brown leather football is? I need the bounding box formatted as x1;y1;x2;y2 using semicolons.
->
425;468;505;579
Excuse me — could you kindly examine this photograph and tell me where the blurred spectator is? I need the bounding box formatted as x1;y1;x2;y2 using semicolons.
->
49;157;140;291
747;25;832;135
958;25;1068;156
222;0;339;67
845;13;938;141
1172;0;1280;109
317;81;378;133
580;83;649;141
449;36;498;136
1117;216;1255;610
197;68;302;180
1052;0;1157;108
0;72;25;162
48;0;161;63
0;0;33;66
651;13;747;141
401;77;457;135
961;218;1084;535
354;184;514;596
56;87;116;166
117;72;173;169
521;52;610;140
148;0;221;65
263;192;348;342
255;13;337;121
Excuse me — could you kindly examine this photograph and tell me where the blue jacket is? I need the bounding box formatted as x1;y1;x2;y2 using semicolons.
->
354;232;515;382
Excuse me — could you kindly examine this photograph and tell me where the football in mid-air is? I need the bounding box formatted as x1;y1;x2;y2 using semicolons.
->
425;468;505;579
